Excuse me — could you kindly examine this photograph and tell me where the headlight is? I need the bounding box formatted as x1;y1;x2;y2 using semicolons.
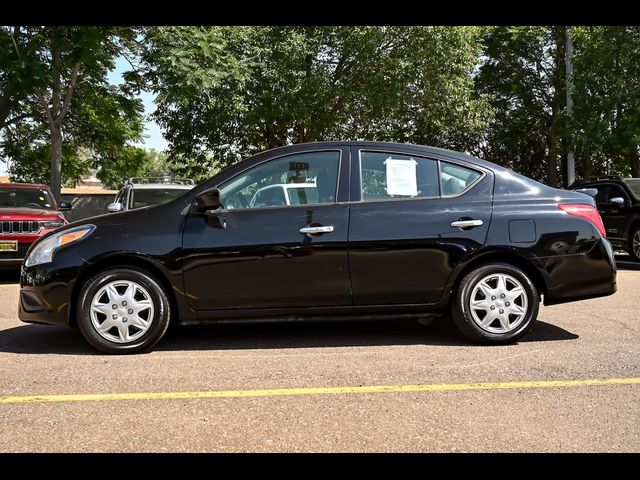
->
24;224;95;267
40;220;65;229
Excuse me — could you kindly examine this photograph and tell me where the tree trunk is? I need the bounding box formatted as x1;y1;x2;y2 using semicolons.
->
546;115;558;187
548;27;564;188
50;124;62;203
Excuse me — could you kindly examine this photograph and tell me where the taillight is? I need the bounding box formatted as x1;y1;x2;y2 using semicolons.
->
557;203;606;238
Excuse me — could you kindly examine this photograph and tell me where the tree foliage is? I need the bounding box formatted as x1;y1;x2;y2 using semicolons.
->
477;26;640;185
143;26;491;179
570;26;640;178
0;26;144;197
475;26;568;186
3;26;640;191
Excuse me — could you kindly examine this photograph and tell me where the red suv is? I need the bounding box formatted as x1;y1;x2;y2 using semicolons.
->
0;183;72;268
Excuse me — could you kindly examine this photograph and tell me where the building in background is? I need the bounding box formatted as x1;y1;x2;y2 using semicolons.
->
61;171;117;222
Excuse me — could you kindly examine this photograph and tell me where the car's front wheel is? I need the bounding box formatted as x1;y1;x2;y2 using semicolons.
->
452;262;539;344
77;267;171;354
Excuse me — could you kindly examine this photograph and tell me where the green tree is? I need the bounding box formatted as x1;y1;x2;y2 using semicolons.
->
143;26;491;179
2;26;144;200
0;27;43;131
476;26;568;187
570;26;640;179
140;149;172;177
2;78;145;188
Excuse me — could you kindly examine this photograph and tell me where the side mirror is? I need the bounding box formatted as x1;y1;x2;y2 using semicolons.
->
59;201;73;211
107;202;123;213
610;197;626;207
195;188;222;212
575;188;598;198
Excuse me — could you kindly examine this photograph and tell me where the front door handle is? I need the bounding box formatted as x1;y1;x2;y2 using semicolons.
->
451;219;484;228
299;225;334;235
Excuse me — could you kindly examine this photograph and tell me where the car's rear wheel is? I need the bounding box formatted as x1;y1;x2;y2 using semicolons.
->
77;268;171;354
452;262;539;344
630;225;640;262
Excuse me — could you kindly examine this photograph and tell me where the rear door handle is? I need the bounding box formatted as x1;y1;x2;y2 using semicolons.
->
299;225;334;235
451;219;483;228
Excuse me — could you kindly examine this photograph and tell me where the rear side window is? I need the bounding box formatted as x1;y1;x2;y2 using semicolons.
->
360;152;439;201
440;162;482;196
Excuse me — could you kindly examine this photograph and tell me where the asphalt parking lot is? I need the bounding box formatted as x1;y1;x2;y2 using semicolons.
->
0;259;639;452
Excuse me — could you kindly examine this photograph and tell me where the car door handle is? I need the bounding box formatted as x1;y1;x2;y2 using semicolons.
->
299;225;334;235
451;219;484;228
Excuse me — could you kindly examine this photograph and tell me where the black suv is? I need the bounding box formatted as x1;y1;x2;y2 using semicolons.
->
569;176;640;261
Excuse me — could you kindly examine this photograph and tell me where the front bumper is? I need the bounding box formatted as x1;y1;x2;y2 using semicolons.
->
0;258;24;269
0;241;33;269
18;260;80;327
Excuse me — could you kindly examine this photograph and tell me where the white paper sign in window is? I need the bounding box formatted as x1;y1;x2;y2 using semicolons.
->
384;157;418;196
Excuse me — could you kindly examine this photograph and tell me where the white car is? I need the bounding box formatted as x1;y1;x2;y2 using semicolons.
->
108;177;195;213
249;183;319;208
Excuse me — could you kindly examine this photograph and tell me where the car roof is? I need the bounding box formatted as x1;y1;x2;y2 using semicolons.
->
251;140;505;171
128;184;194;190
0;183;51;189
196;141;548;196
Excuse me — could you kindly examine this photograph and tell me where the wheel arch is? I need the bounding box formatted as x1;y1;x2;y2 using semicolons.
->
450;250;547;302
69;255;179;328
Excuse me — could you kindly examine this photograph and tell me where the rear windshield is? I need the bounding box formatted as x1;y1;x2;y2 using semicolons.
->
623;179;640;200
0;187;55;210
129;188;187;209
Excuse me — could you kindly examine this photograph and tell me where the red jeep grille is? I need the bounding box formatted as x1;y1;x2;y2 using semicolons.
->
1;221;40;234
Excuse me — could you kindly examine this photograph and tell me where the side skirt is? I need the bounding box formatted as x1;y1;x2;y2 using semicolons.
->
179;303;445;326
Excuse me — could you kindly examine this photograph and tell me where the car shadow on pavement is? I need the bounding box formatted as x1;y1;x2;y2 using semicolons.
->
0;318;577;355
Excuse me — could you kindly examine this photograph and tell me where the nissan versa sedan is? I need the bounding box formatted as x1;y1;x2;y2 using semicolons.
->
19;142;617;354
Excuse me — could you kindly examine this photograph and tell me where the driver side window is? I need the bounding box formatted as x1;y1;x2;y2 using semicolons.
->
218;151;340;210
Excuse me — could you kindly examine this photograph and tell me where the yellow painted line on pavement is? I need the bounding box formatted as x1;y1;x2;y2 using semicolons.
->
1;377;639;405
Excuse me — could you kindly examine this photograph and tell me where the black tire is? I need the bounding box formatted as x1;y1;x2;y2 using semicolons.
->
452;262;539;344
629;224;640;262
77;267;171;354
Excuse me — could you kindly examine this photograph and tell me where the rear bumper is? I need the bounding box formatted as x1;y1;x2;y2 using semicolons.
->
543;238;617;305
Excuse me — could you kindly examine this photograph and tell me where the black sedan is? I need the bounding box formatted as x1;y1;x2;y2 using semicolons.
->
19;142;617;354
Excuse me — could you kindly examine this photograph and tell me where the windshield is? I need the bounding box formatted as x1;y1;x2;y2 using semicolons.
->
0;187;55;210
623;179;640;199
129;188;188;209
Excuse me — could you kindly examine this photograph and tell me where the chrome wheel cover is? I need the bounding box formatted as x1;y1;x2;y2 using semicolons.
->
90;280;155;343
469;273;528;334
